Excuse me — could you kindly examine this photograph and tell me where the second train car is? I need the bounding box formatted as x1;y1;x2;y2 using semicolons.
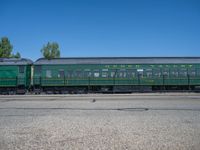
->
32;57;200;94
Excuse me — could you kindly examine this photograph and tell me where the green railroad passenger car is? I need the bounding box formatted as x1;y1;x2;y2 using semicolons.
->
33;57;200;94
0;58;32;94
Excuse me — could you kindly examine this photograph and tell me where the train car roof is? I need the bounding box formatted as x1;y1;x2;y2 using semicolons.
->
0;58;33;65
34;57;200;65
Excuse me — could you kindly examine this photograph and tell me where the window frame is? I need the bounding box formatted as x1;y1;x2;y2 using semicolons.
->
46;70;52;78
19;65;25;74
58;69;65;78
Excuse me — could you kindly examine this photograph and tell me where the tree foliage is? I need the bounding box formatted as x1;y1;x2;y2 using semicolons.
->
41;42;60;59
0;37;21;58
0;37;13;57
12;52;21;58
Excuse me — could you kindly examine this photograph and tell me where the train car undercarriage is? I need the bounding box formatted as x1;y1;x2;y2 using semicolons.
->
31;85;199;95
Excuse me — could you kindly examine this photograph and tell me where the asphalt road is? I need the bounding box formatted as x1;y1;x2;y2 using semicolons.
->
0;93;200;150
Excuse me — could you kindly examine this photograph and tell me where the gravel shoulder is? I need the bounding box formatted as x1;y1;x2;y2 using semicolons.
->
0;94;200;150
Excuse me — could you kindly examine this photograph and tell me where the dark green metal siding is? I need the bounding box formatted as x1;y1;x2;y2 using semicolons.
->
33;63;200;87
0;66;18;87
0;65;31;88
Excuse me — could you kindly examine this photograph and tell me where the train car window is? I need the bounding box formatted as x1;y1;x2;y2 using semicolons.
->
66;70;73;78
124;72;127;78
153;69;161;77
110;71;115;77
102;69;108;78
58;70;65;78
94;70;100;78
84;72;87;77
46;70;52;78
123;70;127;78
137;72;143;78
84;71;92;77
116;69;126;78
76;70;83;78
126;70;131;78
162;68;169;77
170;69;178;77
88;72;92;77
127;69;136;78
122;72;125;78
19;66;24;73
196;68;200;76
34;65;41;74
110;72;115;77
102;71;108;78
137;69;143;78
94;72;99;77
118;72;123;78
189;69;196;77
179;69;187;77
109;69;117;78
146;72;152;78
145;69;152;78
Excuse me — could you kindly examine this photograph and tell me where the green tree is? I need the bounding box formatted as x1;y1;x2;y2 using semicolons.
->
0;37;13;57
0;37;21;58
41;42;60;59
12;52;21;58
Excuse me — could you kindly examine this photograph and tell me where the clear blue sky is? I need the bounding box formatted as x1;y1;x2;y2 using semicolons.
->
0;0;200;60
